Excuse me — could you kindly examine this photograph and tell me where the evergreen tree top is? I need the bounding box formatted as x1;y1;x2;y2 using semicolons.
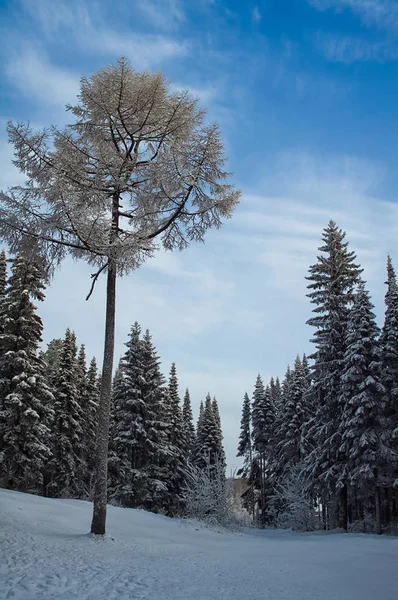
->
385;255;398;308
0;249;7;297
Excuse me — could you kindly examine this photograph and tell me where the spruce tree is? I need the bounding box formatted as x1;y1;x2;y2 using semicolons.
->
112;325;170;512
163;362;186;515
304;221;362;528
0;250;7;336
276;356;309;475
111;322;145;506
192;400;205;464
251;375;275;524
340;282;387;533
380;257;398;503
194;393;224;475
41;338;64;387
0;250;6;297
237;392;252;477
212;396;226;471
182;388;195;455
139;329;172;511
0;254;54;492
83;356;99;495
48;328;83;497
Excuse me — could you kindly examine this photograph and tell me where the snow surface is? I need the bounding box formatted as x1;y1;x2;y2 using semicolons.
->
1;489;397;600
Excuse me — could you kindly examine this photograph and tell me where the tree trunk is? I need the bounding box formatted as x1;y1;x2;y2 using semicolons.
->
375;487;382;535
90;262;117;534
339;484;348;531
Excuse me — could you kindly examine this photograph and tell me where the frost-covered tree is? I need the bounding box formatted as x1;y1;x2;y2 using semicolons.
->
379;257;398;506
270;376;282;415
193;394;224;476
0;254;54;492
304;221;362;528
339;283;388;533
211;397;226;471
111;322;145;505
182;388;195;455
112;325;170;512
237;392;252;478
82;356;100;495
41;338;64;387
76;344;87;395
0;58;240;533
0;250;6;297
48;328;83;497
251;376;275;524
162;362;186;515
276;356;309;475
0;250;7;331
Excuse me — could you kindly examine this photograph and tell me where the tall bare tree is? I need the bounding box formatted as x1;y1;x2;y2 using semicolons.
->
0;58;240;533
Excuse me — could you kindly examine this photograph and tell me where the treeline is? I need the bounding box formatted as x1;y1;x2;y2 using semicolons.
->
238;221;398;534
0;251;226;516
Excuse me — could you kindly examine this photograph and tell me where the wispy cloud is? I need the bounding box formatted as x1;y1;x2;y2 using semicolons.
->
5;47;79;107
309;0;398;62
0;126;26;190
135;0;185;30
314;32;398;62
309;0;398;32
87;32;188;68
252;6;262;23
16;0;188;69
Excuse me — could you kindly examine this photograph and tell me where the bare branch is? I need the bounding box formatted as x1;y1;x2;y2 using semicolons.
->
86;262;108;300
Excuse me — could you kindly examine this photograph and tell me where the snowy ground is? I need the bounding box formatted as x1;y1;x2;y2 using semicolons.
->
1;489;397;600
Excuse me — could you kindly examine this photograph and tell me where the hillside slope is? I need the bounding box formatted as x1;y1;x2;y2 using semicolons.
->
0;489;397;600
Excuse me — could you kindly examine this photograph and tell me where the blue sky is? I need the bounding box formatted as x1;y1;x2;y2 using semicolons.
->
1;0;398;471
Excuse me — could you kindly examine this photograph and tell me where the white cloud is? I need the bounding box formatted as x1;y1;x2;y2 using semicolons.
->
309;0;398;32
5;48;79;107
136;0;185;30
315;32;398;63
309;0;398;62
17;0;188;69
89;32;187;69
0;126;26;190
252;6;262;23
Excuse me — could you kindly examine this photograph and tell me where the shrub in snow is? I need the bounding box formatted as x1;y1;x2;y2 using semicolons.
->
270;463;317;531
183;458;246;529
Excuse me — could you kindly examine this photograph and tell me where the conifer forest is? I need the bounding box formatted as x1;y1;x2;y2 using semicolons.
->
2;3;398;598
1;219;398;535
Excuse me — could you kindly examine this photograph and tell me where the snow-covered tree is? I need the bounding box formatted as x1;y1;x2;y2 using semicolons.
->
271;463;316;532
162;362;187;515
237;392;252;477
182;388;195;455
0;250;7;334
194;394;225;476
379;257;398;517
212;397;226;471
82;356;100;495
41;338;63;387
0;57;240;534
0;250;6;297
304;221;362;528
0;254;54;492
48;328;83;497
270;376;282;415
339;282;388;533
184;458;232;527
192;400;205;464
251;375;275;524
112;325;171;512
276;356;309;475
111;322;145;505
